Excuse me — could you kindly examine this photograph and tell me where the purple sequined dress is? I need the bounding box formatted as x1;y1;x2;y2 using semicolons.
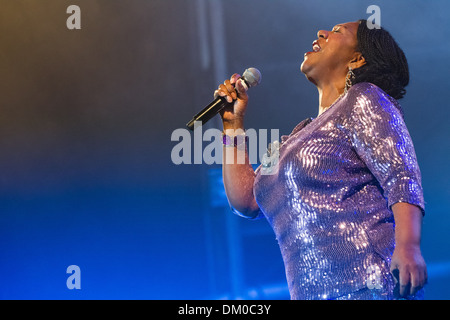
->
244;82;424;300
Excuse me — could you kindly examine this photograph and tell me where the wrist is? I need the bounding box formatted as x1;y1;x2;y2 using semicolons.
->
395;240;421;250
222;132;248;150
222;117;245;131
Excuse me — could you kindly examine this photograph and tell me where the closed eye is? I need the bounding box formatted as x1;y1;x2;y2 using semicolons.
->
331;25;344;33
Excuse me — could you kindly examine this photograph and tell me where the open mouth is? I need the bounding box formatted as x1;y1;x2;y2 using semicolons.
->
312;40;321;52
304;40;322;56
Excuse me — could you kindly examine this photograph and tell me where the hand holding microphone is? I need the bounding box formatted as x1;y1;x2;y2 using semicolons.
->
186;68;261;130
215;73;250;124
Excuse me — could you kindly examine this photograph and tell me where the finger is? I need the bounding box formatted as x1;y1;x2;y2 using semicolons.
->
224;80;237;100
409;269;421;296
217;84;233;103
230;73;241;85
423;263;428;281
390;266;399;280
235;78;249;94
399;268;411;297
412;266;428;296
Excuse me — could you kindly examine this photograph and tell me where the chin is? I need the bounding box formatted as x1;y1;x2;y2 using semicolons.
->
300;60;308;74
300;66;317;85
300;58;319;84
300;60;311;77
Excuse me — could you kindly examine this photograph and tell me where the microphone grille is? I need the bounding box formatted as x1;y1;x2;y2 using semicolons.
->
242;67;262;88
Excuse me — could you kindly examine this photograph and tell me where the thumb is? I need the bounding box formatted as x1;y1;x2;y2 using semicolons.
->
235;78;249;96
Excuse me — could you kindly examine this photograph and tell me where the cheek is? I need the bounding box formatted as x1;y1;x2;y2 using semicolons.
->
325;42;355;64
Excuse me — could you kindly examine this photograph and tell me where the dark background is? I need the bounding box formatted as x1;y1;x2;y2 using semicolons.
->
0;0;449;299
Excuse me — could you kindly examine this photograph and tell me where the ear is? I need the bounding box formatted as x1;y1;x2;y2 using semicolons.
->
349;52;366;69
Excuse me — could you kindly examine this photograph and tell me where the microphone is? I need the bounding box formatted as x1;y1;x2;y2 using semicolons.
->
186;67;261;131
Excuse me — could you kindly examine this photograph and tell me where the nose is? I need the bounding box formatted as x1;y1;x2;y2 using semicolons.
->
317;30;328;39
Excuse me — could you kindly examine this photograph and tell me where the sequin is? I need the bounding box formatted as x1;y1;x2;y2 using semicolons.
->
248;82;425;300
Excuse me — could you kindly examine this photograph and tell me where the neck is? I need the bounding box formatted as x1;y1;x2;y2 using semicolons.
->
317;82;345;116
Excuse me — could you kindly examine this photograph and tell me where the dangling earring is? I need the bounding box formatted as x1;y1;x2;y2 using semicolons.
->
344;67;355;94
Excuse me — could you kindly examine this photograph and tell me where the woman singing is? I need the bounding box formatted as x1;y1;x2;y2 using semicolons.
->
216;20;427;300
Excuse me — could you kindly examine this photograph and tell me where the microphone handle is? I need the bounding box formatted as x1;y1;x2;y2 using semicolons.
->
186;96;229;131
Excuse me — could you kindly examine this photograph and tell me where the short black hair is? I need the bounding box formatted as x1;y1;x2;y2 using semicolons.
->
353;19;409;100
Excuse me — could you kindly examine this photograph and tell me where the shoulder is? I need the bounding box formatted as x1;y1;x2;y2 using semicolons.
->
342;82;404;119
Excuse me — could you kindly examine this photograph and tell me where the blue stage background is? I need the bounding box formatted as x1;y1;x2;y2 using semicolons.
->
0;0;449;299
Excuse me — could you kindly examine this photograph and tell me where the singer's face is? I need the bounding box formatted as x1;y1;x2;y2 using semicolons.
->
301;21;361;86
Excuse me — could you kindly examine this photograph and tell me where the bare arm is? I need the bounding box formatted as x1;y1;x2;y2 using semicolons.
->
216;74;260;218
390;202;427;297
